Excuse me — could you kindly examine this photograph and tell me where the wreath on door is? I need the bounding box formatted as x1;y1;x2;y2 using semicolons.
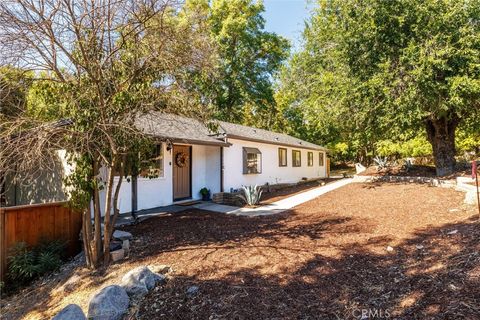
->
175;152;189;167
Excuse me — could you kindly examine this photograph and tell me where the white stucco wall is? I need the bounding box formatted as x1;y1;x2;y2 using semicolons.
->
222;138;327;192
100;143;221;214
191;145;221;199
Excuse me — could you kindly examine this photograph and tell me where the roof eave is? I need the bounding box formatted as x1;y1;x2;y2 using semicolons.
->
226;134;327;151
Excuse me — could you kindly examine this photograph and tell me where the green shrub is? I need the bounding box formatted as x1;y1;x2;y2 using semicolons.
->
7;240;66;286
376;137;432;159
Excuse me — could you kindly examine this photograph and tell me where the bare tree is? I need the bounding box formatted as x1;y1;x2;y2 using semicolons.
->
0;0;215;268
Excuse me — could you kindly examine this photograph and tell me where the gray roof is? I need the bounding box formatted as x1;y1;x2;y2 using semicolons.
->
135;112;229;147
219;121;326;151
135;112;325;150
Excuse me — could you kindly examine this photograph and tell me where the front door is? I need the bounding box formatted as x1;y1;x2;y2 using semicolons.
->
172;145;192;200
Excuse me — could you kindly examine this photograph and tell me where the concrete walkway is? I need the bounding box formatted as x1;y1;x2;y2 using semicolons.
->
223;178;353;217
116;178;352;225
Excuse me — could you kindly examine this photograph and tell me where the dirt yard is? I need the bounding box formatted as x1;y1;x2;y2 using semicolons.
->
1;182;478;320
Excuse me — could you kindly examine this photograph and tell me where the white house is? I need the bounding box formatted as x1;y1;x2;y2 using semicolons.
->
2;112;328;213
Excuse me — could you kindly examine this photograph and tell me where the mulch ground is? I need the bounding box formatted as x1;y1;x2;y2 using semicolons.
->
127;183;479;320
1;183;478;320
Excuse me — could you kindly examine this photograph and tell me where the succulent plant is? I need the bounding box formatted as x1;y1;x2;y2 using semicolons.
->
238;185;263;206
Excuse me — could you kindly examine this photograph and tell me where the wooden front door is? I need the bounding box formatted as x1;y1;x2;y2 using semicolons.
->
172;145;192;200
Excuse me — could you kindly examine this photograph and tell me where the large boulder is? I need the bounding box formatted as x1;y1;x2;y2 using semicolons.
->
121;266;166;299
87;285;129;320
53;304;86;320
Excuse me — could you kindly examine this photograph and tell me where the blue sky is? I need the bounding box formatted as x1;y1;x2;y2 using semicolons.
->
262;0;315;50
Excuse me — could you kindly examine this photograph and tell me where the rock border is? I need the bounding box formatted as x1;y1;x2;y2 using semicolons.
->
352;174;477;205
52;265;171;320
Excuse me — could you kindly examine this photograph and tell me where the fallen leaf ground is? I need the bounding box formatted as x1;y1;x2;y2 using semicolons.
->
1;182;478;320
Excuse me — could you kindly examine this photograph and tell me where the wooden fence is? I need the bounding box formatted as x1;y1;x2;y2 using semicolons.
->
0;202;82;281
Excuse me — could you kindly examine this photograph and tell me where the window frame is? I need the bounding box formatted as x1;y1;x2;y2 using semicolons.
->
278;147;287;167
140;143;165;178
292;150;301;167
319;152;324;166
243;147;262;174
307;151;313;166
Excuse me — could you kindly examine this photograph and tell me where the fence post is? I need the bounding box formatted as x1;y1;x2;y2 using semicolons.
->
0;208;5;282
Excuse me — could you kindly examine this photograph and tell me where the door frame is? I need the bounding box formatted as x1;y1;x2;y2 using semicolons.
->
172;144;193;201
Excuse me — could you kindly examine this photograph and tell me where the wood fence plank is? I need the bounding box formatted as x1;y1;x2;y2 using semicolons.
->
0;209;5;282
0;202;82;281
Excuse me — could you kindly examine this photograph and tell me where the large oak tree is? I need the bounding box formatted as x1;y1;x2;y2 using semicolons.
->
278;0;480;175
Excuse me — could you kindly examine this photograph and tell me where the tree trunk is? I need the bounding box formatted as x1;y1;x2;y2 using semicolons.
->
92;160;103;267
103;161;115;265
425;116;458;176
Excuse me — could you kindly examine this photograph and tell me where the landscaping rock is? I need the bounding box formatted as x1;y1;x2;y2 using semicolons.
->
110;240;123;251
53;304;86;320
121;266;166;298
465;190;478;205
186;285;199;297
122;239;130;256
355;163;366;174
110;248;125;262
87;285;129;320
386;246;394;252
149;264;172;274
113;230;133;241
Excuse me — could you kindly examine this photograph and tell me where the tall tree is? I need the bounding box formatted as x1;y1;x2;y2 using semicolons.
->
0;67;31;118
0;0;214;268
278;0;480;175
186;0;290;127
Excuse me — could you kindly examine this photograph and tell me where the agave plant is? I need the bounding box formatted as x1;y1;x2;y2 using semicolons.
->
373;156;389;170
238;185;263;206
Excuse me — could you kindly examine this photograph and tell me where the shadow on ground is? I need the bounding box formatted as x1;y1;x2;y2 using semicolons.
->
127;210;479;319
2;182;478;320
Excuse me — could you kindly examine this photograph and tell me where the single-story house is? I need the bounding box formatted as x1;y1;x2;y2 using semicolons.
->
2;112;329;213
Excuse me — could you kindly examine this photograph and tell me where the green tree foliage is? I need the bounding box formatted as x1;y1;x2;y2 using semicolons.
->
278;0;480;175
185;0;290;128
0;0;215;269
0;67;32;118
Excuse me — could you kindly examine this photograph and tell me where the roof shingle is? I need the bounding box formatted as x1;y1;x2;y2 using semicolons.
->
135;112;326;150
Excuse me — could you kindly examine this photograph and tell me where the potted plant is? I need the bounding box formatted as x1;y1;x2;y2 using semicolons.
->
199;187;211;201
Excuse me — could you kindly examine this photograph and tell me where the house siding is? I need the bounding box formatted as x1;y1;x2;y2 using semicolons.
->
222;138;326;192
104;143;221;214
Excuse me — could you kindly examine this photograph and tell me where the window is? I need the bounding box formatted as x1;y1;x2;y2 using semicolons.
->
292;150;301;167
141;143;164;178
243;147;262;174
319;152;324;166
278;148;287;167
307;152;313;166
